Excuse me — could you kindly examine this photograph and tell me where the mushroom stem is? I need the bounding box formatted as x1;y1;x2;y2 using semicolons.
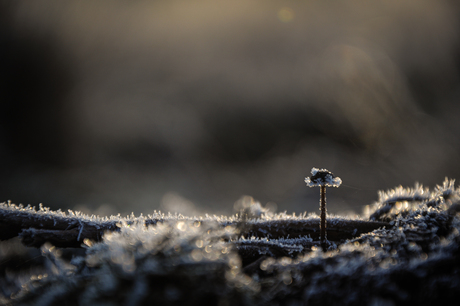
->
320;185;327;251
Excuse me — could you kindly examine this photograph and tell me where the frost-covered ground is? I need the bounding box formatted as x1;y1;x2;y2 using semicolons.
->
1;179;460;305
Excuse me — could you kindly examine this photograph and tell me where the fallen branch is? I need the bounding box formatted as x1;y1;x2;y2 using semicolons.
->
240;218;389;241
0;203;125;247
0;202;389;248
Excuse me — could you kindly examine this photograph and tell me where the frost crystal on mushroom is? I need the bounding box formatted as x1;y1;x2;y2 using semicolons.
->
305;167;342;252
305;168;342;188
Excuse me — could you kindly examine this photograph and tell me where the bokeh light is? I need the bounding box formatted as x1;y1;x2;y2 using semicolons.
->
277;7;294;23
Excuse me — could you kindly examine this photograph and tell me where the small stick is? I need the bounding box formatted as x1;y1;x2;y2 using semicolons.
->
0;202;388;249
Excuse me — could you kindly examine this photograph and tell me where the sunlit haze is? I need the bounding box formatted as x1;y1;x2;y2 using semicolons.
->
1;0;460;217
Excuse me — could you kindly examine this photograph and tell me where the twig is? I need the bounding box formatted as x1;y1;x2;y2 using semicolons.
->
240;218;388;241
0;203;126;246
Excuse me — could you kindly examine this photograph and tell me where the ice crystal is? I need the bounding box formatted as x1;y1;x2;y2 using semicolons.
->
8;220;258;305
234;196;272;220
369;178;457;222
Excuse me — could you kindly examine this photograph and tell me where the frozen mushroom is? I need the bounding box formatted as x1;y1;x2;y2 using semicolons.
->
305;168;342;251
305;168;342;188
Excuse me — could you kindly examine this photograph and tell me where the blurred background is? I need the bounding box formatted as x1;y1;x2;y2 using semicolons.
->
1;0;460;217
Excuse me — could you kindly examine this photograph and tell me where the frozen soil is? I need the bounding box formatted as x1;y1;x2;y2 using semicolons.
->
1;179;460;305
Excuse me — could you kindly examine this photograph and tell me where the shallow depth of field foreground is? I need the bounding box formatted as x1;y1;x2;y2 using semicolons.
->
1;179;460;305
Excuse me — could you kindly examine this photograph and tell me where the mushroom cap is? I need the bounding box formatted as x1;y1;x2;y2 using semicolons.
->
305;167;342;188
